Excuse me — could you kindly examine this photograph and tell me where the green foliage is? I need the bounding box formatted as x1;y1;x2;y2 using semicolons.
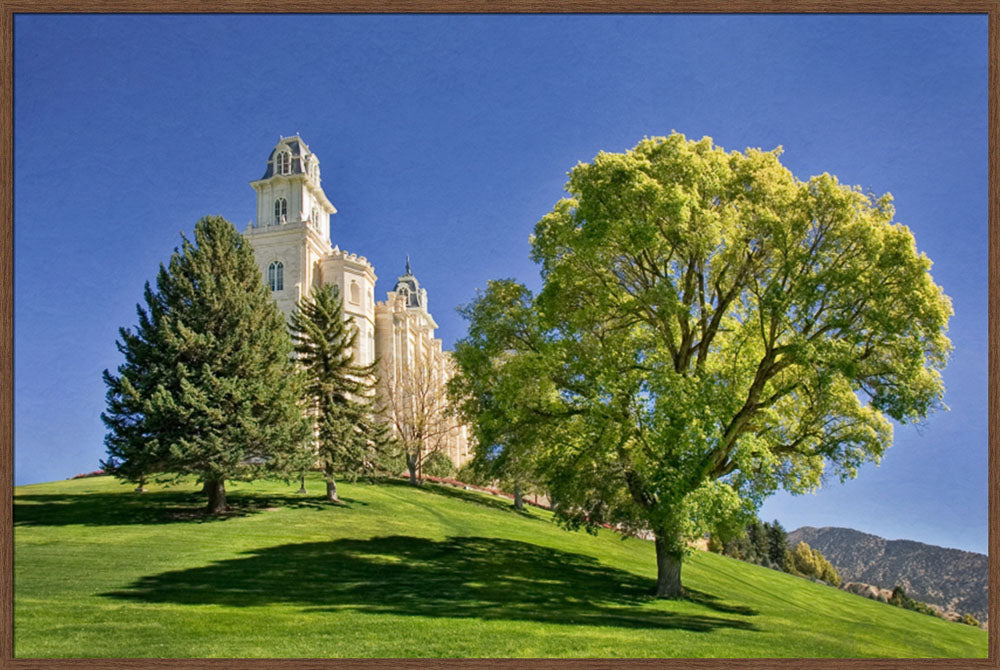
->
788;542;840;586
791;542;818;577
288;284;394;498
101;216;311;510
962;613;980;627
765;520;790;571
453;132;952;596
450;279;546;503
715;519;793;576
456;461;489;487
422;450;457;478
812;549;841;587
747;519;769;563
722;530;751;561
889;585;942;618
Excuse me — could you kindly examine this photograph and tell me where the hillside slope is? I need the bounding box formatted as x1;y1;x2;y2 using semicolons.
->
14;476;987;658
788;526;987;622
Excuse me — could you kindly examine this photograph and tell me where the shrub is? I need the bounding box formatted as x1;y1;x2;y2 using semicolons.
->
422;451;457;478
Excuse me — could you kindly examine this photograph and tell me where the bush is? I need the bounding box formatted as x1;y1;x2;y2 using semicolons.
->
962;613;980;627
456;462;489;486
707;533;724;554
422;451;457;478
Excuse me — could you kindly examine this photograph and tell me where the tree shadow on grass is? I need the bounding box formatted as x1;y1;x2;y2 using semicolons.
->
14;489;356;527
102;535;758;632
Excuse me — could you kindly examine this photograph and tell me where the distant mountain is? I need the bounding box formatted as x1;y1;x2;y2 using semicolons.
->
788;526;987;622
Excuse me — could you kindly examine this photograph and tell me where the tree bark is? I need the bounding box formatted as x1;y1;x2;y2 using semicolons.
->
407;453;419;485
297;474;307;494
135;474;146;493
654;528;684;598
513;485;524;510
326;477;339;502
205;479;227;514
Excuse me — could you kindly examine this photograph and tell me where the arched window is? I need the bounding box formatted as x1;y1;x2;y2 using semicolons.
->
350;281;361;304
276;151;290;175
274;197;287;224
311;208;319;226
267;261;283;291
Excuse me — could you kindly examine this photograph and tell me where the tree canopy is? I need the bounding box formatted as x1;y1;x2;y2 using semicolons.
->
452;133;952;597
101;215;311;513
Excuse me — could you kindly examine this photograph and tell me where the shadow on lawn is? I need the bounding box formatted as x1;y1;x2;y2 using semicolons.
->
14;489;355;527
103;535;758;631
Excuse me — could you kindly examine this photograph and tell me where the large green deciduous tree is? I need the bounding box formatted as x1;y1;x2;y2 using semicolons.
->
453;133;952;597
102;215;311;513
289;283;392;501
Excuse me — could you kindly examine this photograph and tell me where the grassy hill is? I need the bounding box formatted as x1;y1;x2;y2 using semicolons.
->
14;475;987;658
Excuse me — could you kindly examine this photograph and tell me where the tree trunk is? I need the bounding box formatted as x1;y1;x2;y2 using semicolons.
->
513;485;524;510
407;453;419;485
326;477;339;502
205;479;227;514
654;528;684;598
135;474;147;493
297;474;307;494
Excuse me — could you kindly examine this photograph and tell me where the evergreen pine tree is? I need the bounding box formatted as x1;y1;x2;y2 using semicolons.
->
288;283;392;501
102;216;311;513
765;520;790;570
747;519;769;564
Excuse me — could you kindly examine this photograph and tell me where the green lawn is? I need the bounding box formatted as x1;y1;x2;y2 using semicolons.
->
14;475;987;658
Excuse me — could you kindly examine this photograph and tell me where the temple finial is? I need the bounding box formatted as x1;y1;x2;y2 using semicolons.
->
405;255;411;275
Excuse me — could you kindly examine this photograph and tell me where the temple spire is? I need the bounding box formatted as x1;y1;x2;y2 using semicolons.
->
405;255;411;275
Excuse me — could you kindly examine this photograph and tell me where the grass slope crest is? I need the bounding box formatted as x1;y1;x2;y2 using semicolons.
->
13;476;988;659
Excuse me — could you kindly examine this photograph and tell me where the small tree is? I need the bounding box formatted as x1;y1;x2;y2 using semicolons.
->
812;549;841;586
381;349;457;485
102;216;311;513
747;519;769;564
765;520;790;571
289;284;392;502
791;542;818;577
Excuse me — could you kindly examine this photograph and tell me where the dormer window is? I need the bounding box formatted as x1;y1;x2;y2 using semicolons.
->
276;151;291;175
274;197;287;224
268;261;284;291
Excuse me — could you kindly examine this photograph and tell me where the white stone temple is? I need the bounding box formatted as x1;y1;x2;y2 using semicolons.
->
243;135;472;468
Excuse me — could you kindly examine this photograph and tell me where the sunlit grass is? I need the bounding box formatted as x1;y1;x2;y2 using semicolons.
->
14;475;987;658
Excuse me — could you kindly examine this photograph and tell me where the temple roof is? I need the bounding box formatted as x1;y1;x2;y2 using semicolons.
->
260;134;315;180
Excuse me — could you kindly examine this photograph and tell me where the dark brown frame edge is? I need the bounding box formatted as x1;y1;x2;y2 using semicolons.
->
0;2;996;669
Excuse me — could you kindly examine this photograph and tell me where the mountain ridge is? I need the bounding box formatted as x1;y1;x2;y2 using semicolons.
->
788;525;987;622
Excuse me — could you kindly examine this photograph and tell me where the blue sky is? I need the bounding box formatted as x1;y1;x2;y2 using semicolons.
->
13;14;988;553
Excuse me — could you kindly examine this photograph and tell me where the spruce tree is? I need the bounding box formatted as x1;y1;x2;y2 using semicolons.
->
288;283;392;501
765;520;790;570
102;215;311;513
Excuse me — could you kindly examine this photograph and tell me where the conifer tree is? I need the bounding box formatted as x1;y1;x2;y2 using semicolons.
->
288;283;391;501
765;520;790;570
102;215;311;513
